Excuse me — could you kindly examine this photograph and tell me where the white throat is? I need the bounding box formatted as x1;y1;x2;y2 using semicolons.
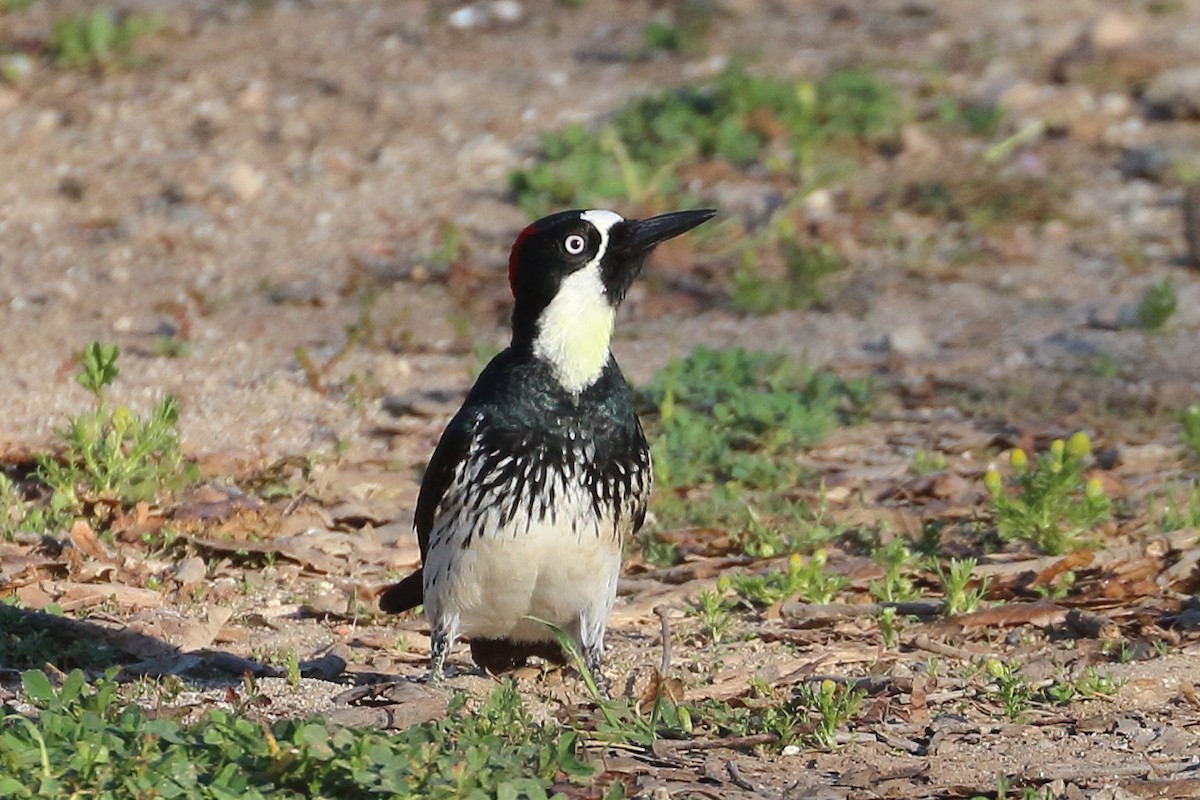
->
532;209;624;395
533;263;615;395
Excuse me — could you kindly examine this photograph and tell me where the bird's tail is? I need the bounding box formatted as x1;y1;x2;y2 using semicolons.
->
378;569;424;613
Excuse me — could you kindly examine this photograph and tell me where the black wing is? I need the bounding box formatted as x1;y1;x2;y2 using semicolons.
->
378;409;476;614
413;409;476;560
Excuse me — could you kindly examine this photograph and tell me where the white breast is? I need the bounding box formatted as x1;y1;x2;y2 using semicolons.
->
422;447;627;644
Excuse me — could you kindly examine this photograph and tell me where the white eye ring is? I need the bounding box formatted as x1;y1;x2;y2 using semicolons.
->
564;234;587;255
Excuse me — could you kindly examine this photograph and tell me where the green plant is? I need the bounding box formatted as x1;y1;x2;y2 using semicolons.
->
1135;279;1177;331
793;679;865;749
2;669;595;799
876;606;900;648
687;577;736;644
732;550;848;607
1159;481;1200;532
1;0;32;13
985;433;1109;555
283;649;302;688
36;343;196;510
981;659;1033;722
640;0;714;56
46;9;164;71
731;232;844;313
909;449;947;476
643;347;871;492
869;539;921;602
683;679;864;751
508;65;901;217
0;602;114;671
935;557;988;616
935;96;1005;137
1180;405;1200;460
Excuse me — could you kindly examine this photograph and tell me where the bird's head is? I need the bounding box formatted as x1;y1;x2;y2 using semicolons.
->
507;207;716;394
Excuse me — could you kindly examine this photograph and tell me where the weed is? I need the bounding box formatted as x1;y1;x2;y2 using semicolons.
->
642;346;871;493
731;231;843;313
732;550;848;607
1158;481;1200;531
37;342;196;510
509;64;901;217
935;557;988;616
1179;405;1200;461
283;649;302;688
869;539;921;603
985;433;1109;555
1135;279;1177;331
1103;639;1135;663
641;0;714;56
685;679;864;750
935;96;1005;137
2;668;594;799
909;449;947;476
877;606;901;648
687;577;736;644
794;679;865;749
0;602;114;672
981;659;1033;722
46;9;163;71
1048;667;1124;703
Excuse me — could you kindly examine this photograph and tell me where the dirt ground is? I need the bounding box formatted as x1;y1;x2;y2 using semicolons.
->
2;0;1200;797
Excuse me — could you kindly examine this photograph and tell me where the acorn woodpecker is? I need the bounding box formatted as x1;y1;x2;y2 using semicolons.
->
379;207;716;679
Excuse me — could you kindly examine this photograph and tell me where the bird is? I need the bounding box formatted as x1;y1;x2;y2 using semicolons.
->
379;206;717;680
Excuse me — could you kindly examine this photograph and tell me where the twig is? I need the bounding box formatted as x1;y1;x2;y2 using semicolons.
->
912;634;981;660
653;605;672;675
780;599;943;626
726;760;777;798
657;733;780;752
1065;609;1121;641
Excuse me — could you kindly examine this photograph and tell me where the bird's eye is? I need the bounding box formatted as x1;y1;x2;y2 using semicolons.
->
563;234;587;255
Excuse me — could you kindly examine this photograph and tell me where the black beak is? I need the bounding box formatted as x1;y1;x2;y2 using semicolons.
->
615;208;717;255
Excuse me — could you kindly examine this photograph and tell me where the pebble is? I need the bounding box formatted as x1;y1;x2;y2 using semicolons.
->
1117;147;1172;182
1143;66;1200;120
224;161;266;202
887;322;931;356
173;556;207;586
448;1;523;30
1087;11;1141;53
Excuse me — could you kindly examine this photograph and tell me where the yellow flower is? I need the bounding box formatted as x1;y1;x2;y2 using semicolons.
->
985;467;1003;496
1066;431;1092;460
1009;448;1028;471
1085;477;1106;501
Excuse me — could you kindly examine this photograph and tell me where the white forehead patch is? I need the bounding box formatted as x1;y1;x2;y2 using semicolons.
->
581;209;624;237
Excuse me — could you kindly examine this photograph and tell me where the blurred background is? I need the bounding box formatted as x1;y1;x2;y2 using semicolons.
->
0;0;1197;463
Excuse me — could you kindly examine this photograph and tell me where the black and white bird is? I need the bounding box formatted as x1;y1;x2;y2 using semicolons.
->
379;206;716;679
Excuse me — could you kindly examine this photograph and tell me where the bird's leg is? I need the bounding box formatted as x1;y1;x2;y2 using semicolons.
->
428;618;458;684
581;637;610;699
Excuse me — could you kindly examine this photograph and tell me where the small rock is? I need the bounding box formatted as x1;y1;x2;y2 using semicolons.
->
489;0;523;23
1088;11;1141;53
887;322;931;356
712;181;785;227
0;86;19;113
173;557;207;586
899;122;941;161
448;5;485;28
1118;147;1172;182
305;591;350;617
1143;66;1200;120
223;161;266;202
